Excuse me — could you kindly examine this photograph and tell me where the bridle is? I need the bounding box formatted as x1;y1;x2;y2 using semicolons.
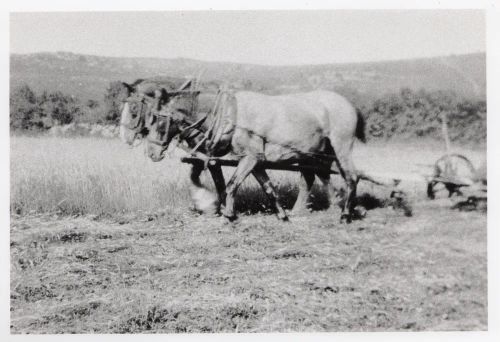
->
146;110;174;147
146;92;207;150
120;94;152;134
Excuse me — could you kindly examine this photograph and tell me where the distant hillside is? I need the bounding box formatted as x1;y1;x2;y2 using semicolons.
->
10;51;485;103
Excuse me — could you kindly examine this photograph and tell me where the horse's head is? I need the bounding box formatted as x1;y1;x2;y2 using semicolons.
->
119;81;166;146
144;107;182;161
145;80;200;161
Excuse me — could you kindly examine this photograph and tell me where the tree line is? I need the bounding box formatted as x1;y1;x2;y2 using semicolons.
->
10;82;126;131
10;83;486;144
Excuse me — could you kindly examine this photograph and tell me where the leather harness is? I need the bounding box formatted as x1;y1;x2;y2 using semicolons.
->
147;89;235;156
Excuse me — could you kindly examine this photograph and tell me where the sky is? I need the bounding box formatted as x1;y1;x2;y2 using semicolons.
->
10;10;485;65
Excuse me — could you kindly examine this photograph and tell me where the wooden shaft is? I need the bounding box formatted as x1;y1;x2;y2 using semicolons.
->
180;157;339;175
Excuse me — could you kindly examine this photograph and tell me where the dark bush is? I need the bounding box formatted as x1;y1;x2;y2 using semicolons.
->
10;85;39;130
103;81;129;125
38;91;82;127
10;85;101;131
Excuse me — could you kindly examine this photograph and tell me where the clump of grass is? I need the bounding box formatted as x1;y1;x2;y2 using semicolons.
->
11;136;194;215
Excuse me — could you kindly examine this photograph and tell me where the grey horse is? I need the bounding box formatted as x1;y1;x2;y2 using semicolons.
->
141;81;366;222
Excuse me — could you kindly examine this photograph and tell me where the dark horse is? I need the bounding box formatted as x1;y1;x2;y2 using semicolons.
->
136;81;366;222
119;79;228;214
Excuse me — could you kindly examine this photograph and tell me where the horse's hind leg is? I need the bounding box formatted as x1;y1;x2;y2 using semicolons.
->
333;152;358;223
427;181;437;199
252;168;288;221
222;155;258;221
291;171;315;215
315;171;339;210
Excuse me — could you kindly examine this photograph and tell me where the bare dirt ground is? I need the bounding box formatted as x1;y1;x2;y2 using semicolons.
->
10;197;486;333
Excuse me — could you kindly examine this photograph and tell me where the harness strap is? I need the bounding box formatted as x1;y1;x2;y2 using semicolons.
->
189;135;208;156
206;89;224;140
181;114;208;133
206;90;235;153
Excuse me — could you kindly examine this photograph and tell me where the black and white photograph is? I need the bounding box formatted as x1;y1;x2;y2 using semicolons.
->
4;1;497;337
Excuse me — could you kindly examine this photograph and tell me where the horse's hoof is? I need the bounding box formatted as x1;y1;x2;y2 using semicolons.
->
278;213;289;221
223;213;238;222
354;205;367;219
340;214;352;224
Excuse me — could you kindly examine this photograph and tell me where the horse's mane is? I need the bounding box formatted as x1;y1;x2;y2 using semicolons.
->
131;78;145;87
131;77;222;93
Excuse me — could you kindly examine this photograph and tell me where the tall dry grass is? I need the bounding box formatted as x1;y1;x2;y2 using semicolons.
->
10;136;486;217
11;137;197;215
10;136;303;216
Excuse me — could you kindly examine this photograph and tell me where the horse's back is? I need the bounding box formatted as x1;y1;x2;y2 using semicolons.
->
234;91;326;132
232;91;330;159
235;90;358;149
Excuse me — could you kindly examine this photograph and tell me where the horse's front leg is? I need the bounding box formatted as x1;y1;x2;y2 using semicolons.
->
207;163;226;211
222;155;258;221
252;167;288;221
189;162;218;215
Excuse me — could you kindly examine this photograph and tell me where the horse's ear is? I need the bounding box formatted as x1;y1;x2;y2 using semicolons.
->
157;88;169;102
122;82;134;95
177;79;192;91
152;88;170;109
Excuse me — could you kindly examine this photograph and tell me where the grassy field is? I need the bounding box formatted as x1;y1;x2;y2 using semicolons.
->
10;136;487;333
10;136;486;216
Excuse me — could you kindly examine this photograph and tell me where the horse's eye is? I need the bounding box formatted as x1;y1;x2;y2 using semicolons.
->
159;119;170;133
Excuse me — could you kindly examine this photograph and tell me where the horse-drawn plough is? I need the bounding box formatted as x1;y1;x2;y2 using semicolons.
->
120;77;485;219
423;113;486;203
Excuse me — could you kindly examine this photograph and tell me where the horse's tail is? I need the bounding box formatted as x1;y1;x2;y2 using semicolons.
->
355;108;367;143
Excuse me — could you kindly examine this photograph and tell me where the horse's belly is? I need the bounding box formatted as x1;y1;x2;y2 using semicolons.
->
261;145;302;162
232;127;327;162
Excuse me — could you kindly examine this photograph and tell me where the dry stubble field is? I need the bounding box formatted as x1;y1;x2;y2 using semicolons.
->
10;136;487;333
